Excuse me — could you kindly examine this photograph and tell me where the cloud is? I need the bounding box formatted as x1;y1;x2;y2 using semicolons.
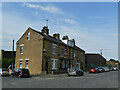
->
64;18;76;24
22;3;62;14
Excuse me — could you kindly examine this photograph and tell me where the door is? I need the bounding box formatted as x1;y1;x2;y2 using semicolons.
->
45;62;48;74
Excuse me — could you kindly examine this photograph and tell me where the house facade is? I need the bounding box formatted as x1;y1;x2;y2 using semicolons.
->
106;59;120;69
15;26;85;75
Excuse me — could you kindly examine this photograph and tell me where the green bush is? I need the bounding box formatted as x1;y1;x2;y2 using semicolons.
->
1;58;15;68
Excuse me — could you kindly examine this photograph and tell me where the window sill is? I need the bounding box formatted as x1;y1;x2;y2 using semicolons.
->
52;68;57;70
52;53;56;54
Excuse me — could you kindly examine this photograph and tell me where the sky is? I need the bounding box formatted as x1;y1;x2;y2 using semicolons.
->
1;2;118;60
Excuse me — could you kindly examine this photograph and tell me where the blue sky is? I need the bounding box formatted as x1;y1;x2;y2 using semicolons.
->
1;2;118;60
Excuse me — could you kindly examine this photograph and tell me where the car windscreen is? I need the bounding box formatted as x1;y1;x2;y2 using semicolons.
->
70;68;80;71
22;69;29;73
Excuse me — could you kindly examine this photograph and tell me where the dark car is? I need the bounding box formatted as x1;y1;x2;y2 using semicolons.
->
97;67;103;72
68;67;84;76
11;68;30;78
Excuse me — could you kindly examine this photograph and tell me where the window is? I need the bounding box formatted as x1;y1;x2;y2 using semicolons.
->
74;51;76;57
61;48;64;55
26;59;29;68
52;44;57;54
71;50;73;57
51;59;58;70
65;48;68;56
19;60;22;68
27;32;30;40
20;45;24;54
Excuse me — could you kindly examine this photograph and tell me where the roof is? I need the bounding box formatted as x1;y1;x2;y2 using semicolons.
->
30;28;85;52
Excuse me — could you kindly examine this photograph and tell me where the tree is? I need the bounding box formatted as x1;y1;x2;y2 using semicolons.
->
2;58;15;68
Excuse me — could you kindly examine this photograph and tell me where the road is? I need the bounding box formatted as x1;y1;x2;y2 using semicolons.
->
1;71;119;88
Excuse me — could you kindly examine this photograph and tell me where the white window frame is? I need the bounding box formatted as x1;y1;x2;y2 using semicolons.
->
19;59;22;68
51;59;58;70
27;32;30;40
25;59;29;69
20;44;24;54
52;44;57;54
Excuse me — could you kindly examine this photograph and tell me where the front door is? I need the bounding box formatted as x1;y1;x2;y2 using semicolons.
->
45;62;48;74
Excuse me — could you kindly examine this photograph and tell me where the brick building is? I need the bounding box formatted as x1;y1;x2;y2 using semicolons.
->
85;53;106;70
0;50;16;59
15;26;85;75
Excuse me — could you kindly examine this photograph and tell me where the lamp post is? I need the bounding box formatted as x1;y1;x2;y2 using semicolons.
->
100;49;107;66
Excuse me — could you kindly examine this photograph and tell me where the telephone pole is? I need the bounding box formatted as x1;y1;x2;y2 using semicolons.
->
12;40;14;71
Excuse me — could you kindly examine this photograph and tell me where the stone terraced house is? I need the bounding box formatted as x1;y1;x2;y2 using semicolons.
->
15;26;85;75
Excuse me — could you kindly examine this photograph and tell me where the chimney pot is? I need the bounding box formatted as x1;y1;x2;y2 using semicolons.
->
62;36;69;40
41;26;49;35
53;33;60;39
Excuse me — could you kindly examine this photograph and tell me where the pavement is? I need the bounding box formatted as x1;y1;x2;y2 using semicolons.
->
1;71;119;88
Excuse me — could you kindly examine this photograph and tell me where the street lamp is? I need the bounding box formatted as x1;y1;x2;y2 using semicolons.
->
100;49;107;66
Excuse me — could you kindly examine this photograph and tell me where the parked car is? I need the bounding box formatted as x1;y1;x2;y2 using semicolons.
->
0;68;2;75
1;68;9;76
110;67;118;71
89;67;101;73
11;68;30;78
68;67;84;76
104;67;110;72
96;67;103;73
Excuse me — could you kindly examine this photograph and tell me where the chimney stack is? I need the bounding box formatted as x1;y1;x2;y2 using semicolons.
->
53;33;60;39
41;26;49;35
70;39;75;46
62;36;69;40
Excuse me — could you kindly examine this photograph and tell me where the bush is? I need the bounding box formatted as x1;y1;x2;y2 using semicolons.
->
1;58;15;68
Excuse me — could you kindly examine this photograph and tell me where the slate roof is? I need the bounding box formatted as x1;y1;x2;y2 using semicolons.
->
31;28;85;52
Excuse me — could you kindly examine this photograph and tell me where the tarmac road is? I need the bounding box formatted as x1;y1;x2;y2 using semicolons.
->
2;71;119;88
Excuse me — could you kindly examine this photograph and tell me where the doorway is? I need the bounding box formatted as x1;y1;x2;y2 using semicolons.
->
45;62;48;74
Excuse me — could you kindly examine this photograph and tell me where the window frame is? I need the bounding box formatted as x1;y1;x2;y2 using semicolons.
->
65;48;68;56
27;32;30;40
25;59;29;69
52;44;57;54
20;44;24;54
51;59;58;70
19;59;22;68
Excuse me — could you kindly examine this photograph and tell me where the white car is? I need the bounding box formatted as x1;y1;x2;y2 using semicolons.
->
1;68;9;76
0;68;2;75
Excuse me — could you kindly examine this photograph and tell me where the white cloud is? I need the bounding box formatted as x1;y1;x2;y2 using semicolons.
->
2;13;45;50
64;18;76;24
22;3;62;14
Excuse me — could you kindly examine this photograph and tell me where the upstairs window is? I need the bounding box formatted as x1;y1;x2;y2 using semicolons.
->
52;44;57;54
74;51;76;57
61;48;64;55
65;48;68;56
20;45;24;54
27;32;30;40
